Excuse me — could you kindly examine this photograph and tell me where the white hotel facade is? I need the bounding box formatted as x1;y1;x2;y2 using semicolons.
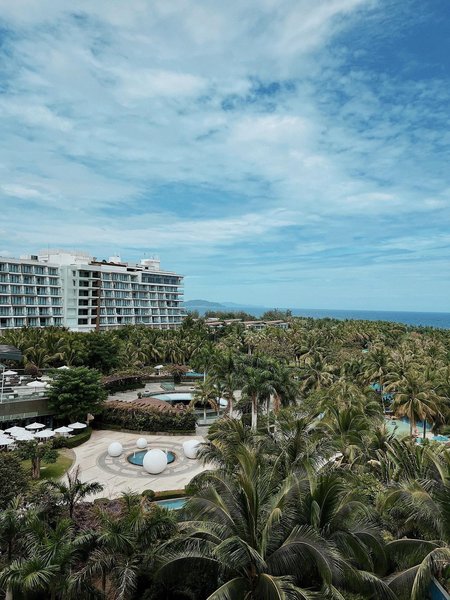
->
0;250;185;331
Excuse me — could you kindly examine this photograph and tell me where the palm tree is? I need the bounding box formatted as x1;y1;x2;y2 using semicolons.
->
158;446;394;599
363;346;391;414
45;466;104;519
0;518;94;600
240;367;275;431
191;379;219;423
383;479;450;600
75;493;175;599
388;370;443;438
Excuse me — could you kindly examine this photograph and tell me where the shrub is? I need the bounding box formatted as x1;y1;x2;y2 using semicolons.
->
141;489;156;501
103;374;143;393
98;403;197;433
52;428;92;449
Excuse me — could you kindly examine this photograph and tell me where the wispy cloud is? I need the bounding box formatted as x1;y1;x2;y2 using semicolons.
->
0;0;449;310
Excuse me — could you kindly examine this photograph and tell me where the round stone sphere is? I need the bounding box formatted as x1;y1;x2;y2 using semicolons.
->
183;439;200;459
108;442;123;457
136;437;147;449
143;449;167;474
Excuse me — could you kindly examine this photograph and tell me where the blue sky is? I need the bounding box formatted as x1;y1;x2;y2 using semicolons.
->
0;0;449;312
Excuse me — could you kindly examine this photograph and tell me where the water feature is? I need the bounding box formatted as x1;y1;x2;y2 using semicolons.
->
127;450;175;466
155;498;187;510
152;391;228;408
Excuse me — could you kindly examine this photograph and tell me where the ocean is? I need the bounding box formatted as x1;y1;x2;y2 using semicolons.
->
191;304;450;329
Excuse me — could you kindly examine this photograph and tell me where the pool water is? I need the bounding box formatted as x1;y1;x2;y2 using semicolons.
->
185;371;204;378
432;435;450;443
152;391;228;408
156;498;187;510
127;450;175;466
385;417;432;437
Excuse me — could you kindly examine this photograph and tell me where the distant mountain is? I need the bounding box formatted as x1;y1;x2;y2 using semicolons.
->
184;298;268;317
184;299;228;311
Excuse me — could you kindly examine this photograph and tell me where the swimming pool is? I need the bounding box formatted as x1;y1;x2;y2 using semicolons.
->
185;371;204;378
155;497;187;510
385;417;432;437
152;392;228;408
127;450;175;466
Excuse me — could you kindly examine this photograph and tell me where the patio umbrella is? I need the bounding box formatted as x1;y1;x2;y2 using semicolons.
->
34;429;55;439
15;432;35;441
154;365;164;370
3;370;17;376
0;437;14;446
25;422;46;430
4;426;25;434
57;365;70;370
54;426;73;434
26;381;48;388
68;422;87;429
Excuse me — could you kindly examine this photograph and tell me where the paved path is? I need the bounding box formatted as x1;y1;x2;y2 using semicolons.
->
71;429;207;499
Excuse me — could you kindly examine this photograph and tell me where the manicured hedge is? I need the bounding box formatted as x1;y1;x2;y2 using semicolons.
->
53;427;92;449
103;374;143;393
97;403;197;433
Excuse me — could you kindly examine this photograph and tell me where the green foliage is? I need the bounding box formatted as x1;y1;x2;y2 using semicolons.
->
16;441;58;479
47;366;107;421
98;403;197;433
0;453;29;509
141;489;156;501
84;331;122;373
52;427;92;449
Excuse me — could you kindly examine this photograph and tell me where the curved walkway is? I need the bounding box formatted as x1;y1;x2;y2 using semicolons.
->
71;429;207;499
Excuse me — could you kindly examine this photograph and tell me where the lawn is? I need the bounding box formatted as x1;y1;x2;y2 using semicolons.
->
22;450;74;480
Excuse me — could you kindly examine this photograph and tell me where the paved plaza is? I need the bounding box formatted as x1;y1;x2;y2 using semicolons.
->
71;429;207;499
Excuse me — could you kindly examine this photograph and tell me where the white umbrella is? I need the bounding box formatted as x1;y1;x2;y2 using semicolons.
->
4;426;25;434
26;381;48;388
3;370;17;376
154;365;164;370
15;432;36;441
54;426;73;434
25;422;46;430
57;365;70;370
34;429;55;439
68;422;87;430
0;437;14;446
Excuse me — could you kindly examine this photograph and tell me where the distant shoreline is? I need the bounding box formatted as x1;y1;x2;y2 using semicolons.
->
185;303;450;329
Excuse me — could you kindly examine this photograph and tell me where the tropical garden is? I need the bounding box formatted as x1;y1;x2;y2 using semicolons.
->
0;314;450;598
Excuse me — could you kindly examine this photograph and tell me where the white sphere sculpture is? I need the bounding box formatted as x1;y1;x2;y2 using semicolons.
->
143;449;167;474
183;439;200;459
108;442;123;457
136;437;147;449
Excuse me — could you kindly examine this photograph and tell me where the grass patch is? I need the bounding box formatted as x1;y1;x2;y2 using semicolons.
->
21;451;73;480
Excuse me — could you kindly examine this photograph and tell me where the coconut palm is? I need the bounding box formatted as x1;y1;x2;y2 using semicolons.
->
44;466;104;519
387;370;443;438
159;446;394;599
240;367;275;431
383;479;450;600
74;493;175;600
0;518;94;600
191;379;219;423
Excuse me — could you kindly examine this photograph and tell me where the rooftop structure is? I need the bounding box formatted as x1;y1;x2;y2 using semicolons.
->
0;250;185;332
204;318;290;330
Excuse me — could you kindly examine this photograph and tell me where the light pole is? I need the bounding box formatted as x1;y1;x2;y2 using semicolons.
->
0;363;5;404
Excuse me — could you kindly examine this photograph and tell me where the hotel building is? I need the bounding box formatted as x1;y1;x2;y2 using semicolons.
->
0;251;184;331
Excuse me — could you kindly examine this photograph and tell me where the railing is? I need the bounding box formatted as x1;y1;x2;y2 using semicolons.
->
430;578;450;600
